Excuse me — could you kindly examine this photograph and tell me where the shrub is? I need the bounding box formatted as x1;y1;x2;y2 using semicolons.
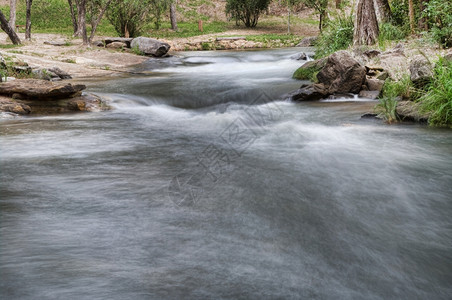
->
418;58;452;127
107;0;152;37
225;0;271;28
422;0;452;48
314;14;354;58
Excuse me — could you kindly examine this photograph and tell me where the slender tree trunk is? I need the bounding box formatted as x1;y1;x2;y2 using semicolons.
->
170;2;178;31
408;0;415;34
287;6;291;34
9;0;16;29
354;0;379;45
88;0;112;44
0;10;21;44
76;0;88;45
374;0;391;23
418;0;429;31
25;0;32;40
68;0;78;35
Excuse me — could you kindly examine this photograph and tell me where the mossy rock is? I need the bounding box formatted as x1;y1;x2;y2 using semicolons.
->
292;58;327;81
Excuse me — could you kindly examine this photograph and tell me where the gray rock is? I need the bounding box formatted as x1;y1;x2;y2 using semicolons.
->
366;78;385;92
409;56;433;87
32;69;58;81
44;41;68;46
376;71;389;81
358;90;380;99
290;52;307;60
130;37;170;57
317;50;367;94
48;67;72;79
106;42;127;49
363;49;381;58
104;37;133;48
92;40;105;47
0;79;86;100
396;101;429;122
296;37;317;47
287;83;329;101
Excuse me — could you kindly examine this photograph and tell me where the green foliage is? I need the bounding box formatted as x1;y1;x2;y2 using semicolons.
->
292;64;319;81
131;45;145;55
378;23;408;42
150;21;230;38
107;0;153;37
301;0;328;30
225;0;271;28
418;58;452;127
390;0;410;32
374;97;399;123
314;13;353;58
149;0;170;30
422;0;452;48
381;75;419;100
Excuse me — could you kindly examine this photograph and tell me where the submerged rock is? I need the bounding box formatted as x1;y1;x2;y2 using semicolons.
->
290;52;307;60
0;79;85;100
131;37;171;57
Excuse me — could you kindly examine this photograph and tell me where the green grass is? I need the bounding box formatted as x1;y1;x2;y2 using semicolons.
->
374;97;399;123
314;14;354;58
292;64;320;81
418;58;452;127
148;21;232;39
0;44;22;49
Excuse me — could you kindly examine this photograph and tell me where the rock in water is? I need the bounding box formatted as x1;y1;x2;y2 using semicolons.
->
130;37;171;57
0;79;85;100
290;52;307;60
317;50;366;94
286;83;329;101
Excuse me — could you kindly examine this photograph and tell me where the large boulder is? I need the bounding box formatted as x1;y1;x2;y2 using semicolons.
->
0;79;85;100
286;83;329;101
130;37;170;57
409;56;433;87
292;57;327;80
317;50;366;94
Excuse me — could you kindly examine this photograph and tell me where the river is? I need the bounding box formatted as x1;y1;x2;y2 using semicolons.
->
1;48;451;299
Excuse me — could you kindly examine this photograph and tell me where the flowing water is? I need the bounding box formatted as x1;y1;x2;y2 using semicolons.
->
1;49;452;299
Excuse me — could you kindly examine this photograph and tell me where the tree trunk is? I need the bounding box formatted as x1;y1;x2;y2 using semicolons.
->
76;0;88;45
418;0;429;31
374;0;391;23
25;0;33;40
9;0;16;29
68;0;78;35
0;10;21;44
408;0;415;34
354;0;379;45
88;0;112;44
170;2;178;31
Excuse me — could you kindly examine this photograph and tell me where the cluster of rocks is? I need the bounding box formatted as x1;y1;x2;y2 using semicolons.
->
288;50;378;101
289;44;451;123
1;55;72;82
93;37;171;57
0;79;109;115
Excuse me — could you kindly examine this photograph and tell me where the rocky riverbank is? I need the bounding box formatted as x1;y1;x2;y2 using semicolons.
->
289;41;452;124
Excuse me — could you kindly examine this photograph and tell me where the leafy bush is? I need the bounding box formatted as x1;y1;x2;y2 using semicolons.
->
381;76;420;100
423;0;452;48
390;0;410;32
225;0;271;28
378;22;408;42
418;58;452;127
314;14;353;58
